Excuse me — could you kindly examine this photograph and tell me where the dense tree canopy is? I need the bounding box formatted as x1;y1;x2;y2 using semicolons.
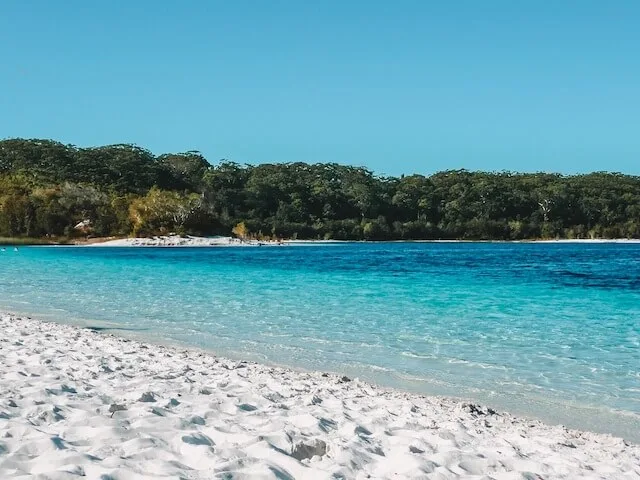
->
1;138;639;241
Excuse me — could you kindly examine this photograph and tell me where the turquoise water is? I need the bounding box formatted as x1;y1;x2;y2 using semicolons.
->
1;243;639;441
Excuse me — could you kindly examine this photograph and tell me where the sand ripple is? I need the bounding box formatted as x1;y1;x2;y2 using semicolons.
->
0;314;638;479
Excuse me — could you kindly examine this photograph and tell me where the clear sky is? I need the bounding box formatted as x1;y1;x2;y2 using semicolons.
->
1;1;638;176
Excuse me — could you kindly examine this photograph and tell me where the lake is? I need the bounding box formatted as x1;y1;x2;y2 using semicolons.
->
1;242;639;441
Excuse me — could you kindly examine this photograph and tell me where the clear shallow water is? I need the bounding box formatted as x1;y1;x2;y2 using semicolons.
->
1;243;639;441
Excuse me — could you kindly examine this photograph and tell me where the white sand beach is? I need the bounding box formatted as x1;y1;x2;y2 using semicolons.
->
1;313;638;479
83;235;640;247
85;235;285;247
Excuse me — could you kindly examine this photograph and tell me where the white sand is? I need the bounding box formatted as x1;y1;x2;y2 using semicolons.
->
1;314;638;479
87;235;285;247
86;235;640;247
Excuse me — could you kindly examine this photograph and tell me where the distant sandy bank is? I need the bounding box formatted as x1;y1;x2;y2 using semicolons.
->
81;235;640;247
83;235;286;247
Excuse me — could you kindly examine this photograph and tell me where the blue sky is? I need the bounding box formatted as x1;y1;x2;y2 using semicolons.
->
1;1;638;176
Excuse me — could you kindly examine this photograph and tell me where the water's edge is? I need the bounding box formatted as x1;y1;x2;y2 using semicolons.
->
3;308;639;446
2;243;639;442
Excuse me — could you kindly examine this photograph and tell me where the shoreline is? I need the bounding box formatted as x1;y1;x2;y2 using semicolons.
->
4;234;640;247
65;235;640;247
1;313;638;478
3;306;639;444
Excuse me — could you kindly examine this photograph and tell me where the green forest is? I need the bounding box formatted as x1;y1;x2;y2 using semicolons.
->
1;138;639;242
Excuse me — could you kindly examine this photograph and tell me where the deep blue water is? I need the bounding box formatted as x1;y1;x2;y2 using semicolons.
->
1;243;639;441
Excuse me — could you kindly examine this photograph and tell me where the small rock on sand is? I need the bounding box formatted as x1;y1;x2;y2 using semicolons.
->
138;392;156;403
291;439;328;461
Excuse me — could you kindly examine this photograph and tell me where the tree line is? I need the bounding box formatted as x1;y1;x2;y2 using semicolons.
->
1;138;639;241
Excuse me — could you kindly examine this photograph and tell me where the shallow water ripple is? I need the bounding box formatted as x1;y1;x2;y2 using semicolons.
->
1;242;639;441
